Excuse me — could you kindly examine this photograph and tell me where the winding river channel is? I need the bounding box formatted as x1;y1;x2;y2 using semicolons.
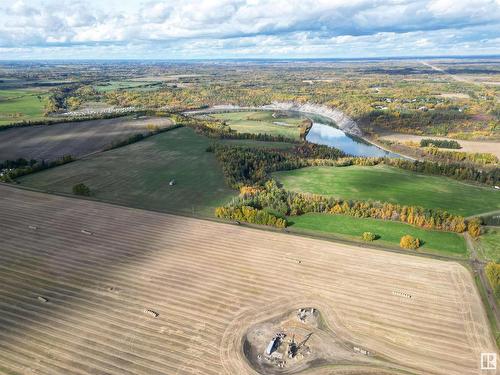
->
306;121;400;158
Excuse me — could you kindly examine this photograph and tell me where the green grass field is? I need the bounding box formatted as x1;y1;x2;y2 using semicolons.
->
0;89;48;125
211;111;305;139
477;228;500;262
289;213;467;257
18;127;237;216
274;165;499;216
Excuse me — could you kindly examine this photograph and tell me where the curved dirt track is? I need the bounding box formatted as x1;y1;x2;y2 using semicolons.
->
0;185;497;375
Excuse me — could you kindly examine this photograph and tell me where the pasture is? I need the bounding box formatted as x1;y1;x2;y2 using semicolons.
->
273;164;500;216
211;111;305;139
289;213;467;257
0;185;495;375
18;127;235;217
0;116;174;162
477;228;500;262
0;89;48;125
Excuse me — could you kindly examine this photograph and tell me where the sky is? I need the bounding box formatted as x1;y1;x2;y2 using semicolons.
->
0;0;499;60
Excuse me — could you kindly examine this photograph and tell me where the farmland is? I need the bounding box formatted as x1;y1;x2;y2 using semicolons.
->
0;89;49;125
477;228;500;262
0;184;496;375
288;213;467;257
0;116;174;162
18;127;236;216
273;164;500;216
211;111;305;140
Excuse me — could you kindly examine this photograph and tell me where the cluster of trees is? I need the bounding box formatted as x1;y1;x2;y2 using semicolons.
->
44;85;99;114
0;158;37;170
423;146;498;166
485;262;500;299
208;145;306;188
420;138;461;149
72;183;91;196
223;180;472;234
208;143;346;188
0;155;74;182
400;235;421;249
214;205;287;228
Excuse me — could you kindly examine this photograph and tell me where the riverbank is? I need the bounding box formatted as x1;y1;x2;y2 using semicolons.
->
185;103;410;158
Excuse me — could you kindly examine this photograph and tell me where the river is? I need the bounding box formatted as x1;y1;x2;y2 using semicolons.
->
306;122;400;158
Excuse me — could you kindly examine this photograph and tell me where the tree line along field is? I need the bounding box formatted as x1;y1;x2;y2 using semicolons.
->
0;185;496;375
289;214;467;257
273;164;500;217
0;116;175;163
210;111;306;140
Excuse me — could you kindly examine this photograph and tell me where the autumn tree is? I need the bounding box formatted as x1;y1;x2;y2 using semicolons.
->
400;235;420;249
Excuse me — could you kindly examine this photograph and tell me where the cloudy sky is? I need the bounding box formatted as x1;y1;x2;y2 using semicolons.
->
0;0;499;59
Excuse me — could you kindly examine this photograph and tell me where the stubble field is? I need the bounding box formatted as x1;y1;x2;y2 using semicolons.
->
0;184;496;375
0;116;174;162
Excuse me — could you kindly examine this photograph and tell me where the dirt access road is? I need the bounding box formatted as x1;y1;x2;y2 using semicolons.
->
0;184;497;375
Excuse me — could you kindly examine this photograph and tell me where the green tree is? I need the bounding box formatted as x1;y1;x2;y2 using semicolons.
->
72;183;91;196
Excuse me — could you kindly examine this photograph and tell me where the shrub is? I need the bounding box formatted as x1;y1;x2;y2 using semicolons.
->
215;205;287;228
467;218;482;238
420;138;461;149
72;183;91;196
485;262;500;298
362;232;377;241
400;235;420;249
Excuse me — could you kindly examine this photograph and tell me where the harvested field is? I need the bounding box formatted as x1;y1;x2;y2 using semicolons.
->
0;184;497;375
0;116;173;162
380;133;500;159
18;127;235;217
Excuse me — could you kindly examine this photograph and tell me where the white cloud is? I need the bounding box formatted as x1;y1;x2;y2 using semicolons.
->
0;0;498;58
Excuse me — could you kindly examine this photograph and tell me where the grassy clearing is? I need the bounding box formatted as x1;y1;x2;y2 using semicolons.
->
274;164;499;216
288;213;467;257
477;228;500;262
0;89;48;125
211;111;305;139
18;127;236;217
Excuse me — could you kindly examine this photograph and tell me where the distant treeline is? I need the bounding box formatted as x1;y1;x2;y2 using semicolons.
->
0;155;74;182
217;180;472;233
0;109;174;132
420;138;461;149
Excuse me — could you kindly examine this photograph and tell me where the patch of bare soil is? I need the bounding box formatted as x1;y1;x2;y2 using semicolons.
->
380;133;500;158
